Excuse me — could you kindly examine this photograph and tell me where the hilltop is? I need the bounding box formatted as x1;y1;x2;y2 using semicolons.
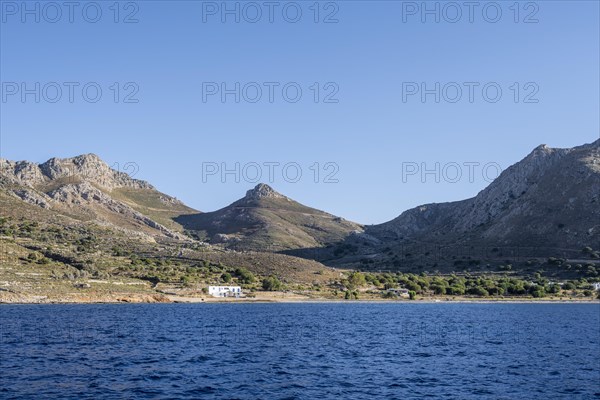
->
176;183;362;251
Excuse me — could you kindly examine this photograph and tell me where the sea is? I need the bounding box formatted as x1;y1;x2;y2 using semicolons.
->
1;303;599;399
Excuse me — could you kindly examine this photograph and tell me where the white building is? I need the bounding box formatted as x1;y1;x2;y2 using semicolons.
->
208;286;242;298
592;282;600;291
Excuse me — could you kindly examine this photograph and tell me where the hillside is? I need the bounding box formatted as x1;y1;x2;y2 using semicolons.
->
0;155;344;302
322;139;600;273
176;183;362;251
0;154;198;238
1;141;599;303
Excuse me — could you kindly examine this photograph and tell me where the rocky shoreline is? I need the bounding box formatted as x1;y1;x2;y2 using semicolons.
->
2;290;598;305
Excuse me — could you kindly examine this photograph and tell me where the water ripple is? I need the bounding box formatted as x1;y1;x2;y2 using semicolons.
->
0;303;599;399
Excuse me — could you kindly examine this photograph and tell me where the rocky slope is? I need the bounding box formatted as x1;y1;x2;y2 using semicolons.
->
0;154;197;238
2;140;598;278
0;157;343;303
176;183;362;251
329;139;600;271
1;153;151;190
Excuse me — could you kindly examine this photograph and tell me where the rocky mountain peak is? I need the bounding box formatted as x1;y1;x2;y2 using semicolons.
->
40;153;109;180
72;153;103;165
244;183;285;200
1;154;152;191
372;138;600;251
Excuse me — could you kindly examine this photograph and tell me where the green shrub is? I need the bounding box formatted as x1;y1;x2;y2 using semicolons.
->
112;247;128;257
531;288;546;298
343;290;359;300
447;285;465;295
468;286;489;296
235;267;255;284
548;284;560;294
345;271;366;290
431;284;446;295
262;276;282;291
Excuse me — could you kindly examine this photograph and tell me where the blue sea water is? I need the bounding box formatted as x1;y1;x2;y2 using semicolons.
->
0;303;599;399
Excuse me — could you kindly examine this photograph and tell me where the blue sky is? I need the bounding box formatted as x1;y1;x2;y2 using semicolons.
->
1;0;599;224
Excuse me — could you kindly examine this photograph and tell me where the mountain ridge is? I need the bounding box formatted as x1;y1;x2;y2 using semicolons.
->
1;138;599;272
0;154;197;239
320;138;600;271
0;153;153;191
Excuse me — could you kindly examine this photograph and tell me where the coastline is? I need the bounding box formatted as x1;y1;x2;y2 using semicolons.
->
1;291;599;305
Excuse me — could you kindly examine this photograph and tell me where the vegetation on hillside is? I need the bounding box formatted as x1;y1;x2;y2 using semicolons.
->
1;209;599;302
336;271;600;300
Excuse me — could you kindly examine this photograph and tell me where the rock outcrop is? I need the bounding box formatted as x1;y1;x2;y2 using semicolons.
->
0;154;196;239
0;154;152;190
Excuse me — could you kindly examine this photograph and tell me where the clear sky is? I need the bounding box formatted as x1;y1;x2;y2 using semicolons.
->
1;0;598;224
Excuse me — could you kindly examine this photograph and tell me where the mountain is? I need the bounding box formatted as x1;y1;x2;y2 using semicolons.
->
325;139;600;271
1;142;599;302
0;155;343;303
0;154;197;238
1;139;598;281
175;183;362;251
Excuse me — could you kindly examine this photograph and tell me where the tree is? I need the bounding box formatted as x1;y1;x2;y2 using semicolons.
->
262;276;282;291
221;272;232;283
468;286;489;297
346;271;366;290
404;281;422;293
408;290;416;300
344;290;359;300
548;284;560;294
447;285;465;296
431;284;446;295
235;267;255;284
531;287;546;298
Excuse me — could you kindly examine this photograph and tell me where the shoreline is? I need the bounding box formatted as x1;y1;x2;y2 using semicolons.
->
1;294;599;305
